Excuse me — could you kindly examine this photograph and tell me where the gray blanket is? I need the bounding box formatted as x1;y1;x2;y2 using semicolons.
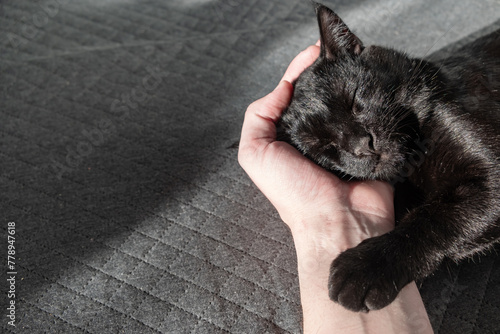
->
1;0;499;333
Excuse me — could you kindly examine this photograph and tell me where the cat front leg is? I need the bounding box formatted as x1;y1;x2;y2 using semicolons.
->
328;229;427;312
328;178;499;312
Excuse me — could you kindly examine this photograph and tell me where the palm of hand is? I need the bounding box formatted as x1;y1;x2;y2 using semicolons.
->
253;138;394;232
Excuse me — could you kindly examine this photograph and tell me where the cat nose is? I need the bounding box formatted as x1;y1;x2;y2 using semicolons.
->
353;135;375;156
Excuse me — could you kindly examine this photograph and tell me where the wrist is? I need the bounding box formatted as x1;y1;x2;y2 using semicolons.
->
288;209;394;255
287;213;432;334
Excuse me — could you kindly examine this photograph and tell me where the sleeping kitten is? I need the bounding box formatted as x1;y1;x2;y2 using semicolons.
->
280;3;500;312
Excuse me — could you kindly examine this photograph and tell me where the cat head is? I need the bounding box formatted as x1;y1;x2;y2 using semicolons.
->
281;3;437;181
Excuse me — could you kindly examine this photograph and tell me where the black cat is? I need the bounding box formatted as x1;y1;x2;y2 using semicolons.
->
280;3;500;312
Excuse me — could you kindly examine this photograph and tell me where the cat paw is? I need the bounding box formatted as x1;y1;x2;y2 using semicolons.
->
328;235;411;312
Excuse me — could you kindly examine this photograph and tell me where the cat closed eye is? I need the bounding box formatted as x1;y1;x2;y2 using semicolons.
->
352;104;361;115
350;87;359;113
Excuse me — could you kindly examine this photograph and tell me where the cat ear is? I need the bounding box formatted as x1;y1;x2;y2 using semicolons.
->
313;2;363;60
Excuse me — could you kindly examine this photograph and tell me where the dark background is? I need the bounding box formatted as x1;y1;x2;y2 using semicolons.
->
1;0;499;333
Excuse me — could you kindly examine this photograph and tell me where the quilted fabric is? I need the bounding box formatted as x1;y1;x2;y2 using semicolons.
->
1;0;499;333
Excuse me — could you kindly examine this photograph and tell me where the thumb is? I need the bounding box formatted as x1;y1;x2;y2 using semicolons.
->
258;80;293;123
240;80;293;147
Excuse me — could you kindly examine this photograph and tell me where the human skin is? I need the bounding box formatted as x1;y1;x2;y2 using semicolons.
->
238;42;433;334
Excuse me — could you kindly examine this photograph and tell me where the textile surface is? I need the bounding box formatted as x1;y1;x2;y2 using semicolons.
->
1;0;499;333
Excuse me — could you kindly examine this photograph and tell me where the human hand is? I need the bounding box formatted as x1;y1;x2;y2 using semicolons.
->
238;43;433;333
238;43;395;251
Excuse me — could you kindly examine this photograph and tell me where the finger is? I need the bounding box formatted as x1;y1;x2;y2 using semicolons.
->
239;80;293;148
282;44;320;83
